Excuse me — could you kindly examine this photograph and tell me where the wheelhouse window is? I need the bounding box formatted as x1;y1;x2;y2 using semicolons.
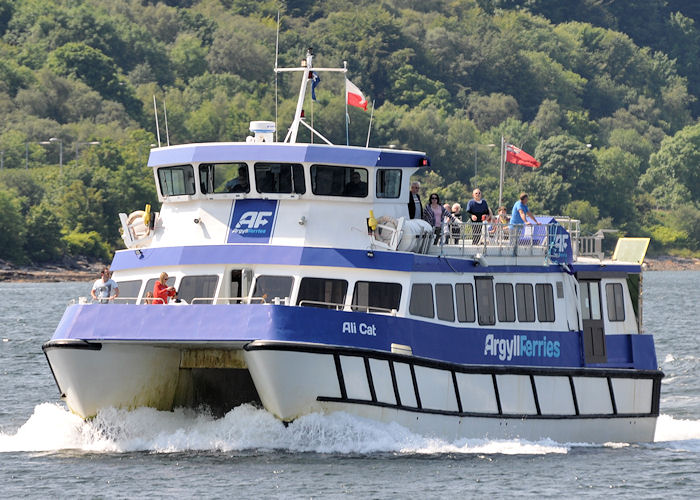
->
376;169;401;198
252;275;294;302
254;163;305;194
495;283;516;322
352;281;402;312
536;283;555;322
158;165;196;196
435;284;455;322
297;278;348;309
515;283;535;322
178;275;219;304
455;283;476;323
311;165;368;197
409;284;434;318
115;279;142;304
200;163;249;194
475;277;495;325
605;283;625;321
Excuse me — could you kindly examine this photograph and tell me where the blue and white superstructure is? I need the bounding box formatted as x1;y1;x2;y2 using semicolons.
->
43;50;662;443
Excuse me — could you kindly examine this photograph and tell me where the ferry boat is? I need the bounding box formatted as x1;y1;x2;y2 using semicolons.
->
43;50;662;443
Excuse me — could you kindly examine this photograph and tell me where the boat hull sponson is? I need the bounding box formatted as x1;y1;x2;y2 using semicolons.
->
44;340;661;442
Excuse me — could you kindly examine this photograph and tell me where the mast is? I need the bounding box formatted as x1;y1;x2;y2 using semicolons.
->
498;135;506;208
276;48;348;144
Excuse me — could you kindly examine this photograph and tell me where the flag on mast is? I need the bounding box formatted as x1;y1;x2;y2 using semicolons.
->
346;78;368;110
505;143;540;168
311;72;320;101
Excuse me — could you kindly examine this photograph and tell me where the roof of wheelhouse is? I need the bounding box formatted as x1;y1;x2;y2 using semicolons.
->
147;142;429;169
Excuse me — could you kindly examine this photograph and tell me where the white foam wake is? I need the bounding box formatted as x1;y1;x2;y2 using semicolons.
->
653;414;700;451
0;403;567;455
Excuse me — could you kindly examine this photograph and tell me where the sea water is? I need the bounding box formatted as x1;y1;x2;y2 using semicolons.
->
1;273;698;498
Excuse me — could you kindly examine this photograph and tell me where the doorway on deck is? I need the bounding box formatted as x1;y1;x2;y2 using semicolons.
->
579;279;607;364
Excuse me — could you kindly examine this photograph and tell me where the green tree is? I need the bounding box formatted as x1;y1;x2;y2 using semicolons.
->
0;189;26;261
47;42;142;120
640;123;700;207
24;201;64;262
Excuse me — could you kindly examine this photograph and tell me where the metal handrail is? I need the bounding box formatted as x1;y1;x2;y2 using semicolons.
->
192;296;267;304
298;299;397;315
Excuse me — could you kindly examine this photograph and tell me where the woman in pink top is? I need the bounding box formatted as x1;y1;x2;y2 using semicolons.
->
422;193;456;244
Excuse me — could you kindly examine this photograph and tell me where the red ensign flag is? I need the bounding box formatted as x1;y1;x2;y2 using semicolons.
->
506;144;540;168
346;78;368;110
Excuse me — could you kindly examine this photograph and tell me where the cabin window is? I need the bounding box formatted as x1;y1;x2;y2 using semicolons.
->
435;284;455;322
536;283;555;322
158;165;195;196
376;169;401;198
178;275;219;304
252;275;293;302
495;283;516;322
311;165;368;197
475;277;495;325
199;163;249;194
515;283;535;322
605;283;625;321
144;276;176;304
352;281;402;312
409;284;434;318
114;279;141;304
254;163;305;194
297;278;348;309
455;283;476;323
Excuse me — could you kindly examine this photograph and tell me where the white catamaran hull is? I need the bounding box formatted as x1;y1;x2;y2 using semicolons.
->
44;341;660;443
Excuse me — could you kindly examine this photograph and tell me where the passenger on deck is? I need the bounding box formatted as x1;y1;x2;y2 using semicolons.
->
489;206;509;239
344;170;367;197
510;192;540;226
225;166;249;193
423;193;456;244
407;181;422;219
466;188;492;223
153;272;177;305
451;203;463;243
143;291;154;304
466;188;492;244
91;267;120;303
510;193;540;242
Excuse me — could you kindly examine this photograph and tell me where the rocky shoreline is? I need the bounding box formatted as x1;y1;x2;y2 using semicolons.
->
1;255;698;283
0;260;102;283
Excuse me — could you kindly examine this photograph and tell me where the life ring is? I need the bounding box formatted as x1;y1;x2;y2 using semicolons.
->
127;210;145;225
126;210;151;238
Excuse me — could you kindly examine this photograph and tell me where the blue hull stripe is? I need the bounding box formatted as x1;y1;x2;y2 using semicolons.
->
112;244;640;274
50;304;658;371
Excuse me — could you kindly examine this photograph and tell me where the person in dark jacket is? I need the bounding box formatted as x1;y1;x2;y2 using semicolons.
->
466;188;492;244
407;181;422;219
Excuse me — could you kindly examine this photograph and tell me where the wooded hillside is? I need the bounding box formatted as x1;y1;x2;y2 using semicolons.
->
1;0;699;263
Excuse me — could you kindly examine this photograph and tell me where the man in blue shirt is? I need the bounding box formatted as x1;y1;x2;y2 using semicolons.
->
510;193;540;244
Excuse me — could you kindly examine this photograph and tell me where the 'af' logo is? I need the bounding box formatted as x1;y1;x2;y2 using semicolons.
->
228;200;278;243
552;233;569;254
235;211;273;229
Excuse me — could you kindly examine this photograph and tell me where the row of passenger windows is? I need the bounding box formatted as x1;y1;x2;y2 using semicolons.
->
115;275;218;304
158;163;402;199
111;273;626;324
409;280;556;325
252;275;402;312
